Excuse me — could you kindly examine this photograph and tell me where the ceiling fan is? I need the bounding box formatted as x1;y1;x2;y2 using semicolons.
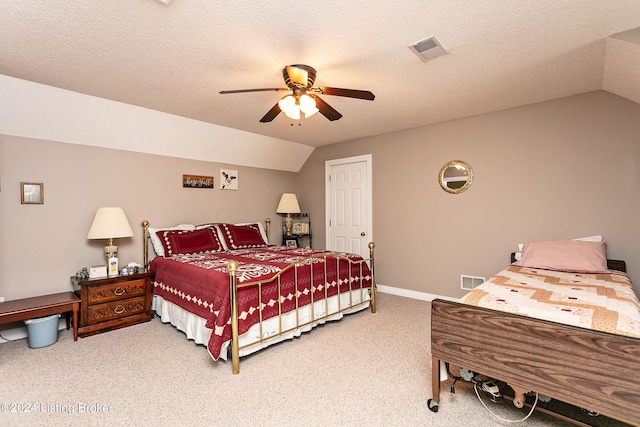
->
219;64;375;122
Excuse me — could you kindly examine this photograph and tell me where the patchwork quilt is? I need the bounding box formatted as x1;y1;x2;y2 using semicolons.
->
460;265;640;339
150;245;372;359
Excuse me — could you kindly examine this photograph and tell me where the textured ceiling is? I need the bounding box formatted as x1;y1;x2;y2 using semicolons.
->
1;0;639;148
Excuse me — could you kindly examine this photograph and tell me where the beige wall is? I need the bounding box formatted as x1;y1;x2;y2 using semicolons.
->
2;90;639;303
298;91;640;297
0;136;296;300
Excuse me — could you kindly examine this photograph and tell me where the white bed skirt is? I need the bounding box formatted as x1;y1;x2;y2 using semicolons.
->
153;289;371;361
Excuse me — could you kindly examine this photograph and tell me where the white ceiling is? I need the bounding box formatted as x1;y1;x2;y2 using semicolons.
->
1;0;639;148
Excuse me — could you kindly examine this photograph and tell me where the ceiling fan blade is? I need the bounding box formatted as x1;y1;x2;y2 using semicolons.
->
312;95;342;121
259;103;281;122
318;87;375;101
219;88;289;94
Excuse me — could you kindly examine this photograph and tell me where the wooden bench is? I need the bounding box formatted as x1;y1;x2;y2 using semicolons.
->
0;292;80;341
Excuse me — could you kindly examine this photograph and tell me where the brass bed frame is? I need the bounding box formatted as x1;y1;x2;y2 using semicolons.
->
141;219;376;374
429;258;640;425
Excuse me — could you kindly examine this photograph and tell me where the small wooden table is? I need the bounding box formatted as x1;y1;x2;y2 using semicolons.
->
0;292;80;341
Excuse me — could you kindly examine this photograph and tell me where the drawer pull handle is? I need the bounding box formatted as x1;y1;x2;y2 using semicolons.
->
113;287;125;296
114;305;125;314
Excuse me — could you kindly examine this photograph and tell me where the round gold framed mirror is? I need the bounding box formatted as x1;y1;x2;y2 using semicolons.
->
438;160;473;194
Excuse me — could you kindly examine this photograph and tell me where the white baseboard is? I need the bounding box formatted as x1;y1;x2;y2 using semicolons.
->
376;284;459;303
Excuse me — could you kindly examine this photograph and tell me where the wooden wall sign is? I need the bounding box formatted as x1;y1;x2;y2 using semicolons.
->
183;174;214;189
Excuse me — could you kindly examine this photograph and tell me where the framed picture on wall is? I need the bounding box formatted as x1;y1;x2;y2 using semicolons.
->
21;182;44;204
220;169;238;190
183;175;214;188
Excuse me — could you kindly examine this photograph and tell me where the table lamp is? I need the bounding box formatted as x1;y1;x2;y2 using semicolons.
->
276;193;301;236
87;207;134;277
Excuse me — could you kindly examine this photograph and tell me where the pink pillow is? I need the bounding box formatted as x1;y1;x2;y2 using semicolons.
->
514;240;607;273
160;228;224;256
218;223;267;250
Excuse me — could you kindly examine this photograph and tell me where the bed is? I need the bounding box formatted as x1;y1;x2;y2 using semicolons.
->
141;219;376;374
429;239;640;425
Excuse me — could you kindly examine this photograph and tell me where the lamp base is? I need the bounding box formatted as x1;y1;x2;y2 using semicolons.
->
104;239;118;276
104;239;118;260
284;214;293;236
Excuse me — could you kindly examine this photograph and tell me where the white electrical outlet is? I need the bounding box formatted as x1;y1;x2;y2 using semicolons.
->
0;297;4;303
461;275;485;290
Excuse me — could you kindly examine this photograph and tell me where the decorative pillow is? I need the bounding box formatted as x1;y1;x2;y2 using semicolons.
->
517;235;602;253
160;227;224;256
514;240;608;273
195;222;221;230
149;224;195;256
218;223;268;250
234;222;269;244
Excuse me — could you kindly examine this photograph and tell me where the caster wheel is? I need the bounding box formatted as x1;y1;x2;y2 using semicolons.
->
427;399;439;413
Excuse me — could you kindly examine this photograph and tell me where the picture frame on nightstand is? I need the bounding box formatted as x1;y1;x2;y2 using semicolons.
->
89;265;107;279
284;238;298;248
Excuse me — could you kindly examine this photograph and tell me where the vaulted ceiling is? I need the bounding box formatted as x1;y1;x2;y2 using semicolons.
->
1;1;639;148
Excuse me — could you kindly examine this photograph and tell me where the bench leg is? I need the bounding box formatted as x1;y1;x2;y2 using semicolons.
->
73;303;79;342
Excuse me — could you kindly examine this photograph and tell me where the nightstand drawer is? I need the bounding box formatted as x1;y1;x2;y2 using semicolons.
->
86;296;147;324
87;279;147;304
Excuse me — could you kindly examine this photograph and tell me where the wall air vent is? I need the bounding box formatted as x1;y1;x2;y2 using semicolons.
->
461;275;485;290
409;36;447;62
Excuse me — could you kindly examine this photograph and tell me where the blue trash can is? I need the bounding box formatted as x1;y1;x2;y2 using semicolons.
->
24;314;60;348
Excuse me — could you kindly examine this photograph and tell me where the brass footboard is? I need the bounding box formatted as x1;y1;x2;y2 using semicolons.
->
227;242;376;374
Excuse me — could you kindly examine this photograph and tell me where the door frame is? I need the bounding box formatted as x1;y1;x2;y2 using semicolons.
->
324;154;373;253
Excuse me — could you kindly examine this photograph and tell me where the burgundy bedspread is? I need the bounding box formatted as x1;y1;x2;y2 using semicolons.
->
149;245;372;359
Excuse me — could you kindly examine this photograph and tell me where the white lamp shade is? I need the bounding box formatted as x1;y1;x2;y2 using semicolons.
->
278;95;301;120
87;207;134;239
299;94;318;117
303;106;318;118
276;193;301;214
278;95;295;114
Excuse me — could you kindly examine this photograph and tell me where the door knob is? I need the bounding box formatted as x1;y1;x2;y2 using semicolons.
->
361;232;366;236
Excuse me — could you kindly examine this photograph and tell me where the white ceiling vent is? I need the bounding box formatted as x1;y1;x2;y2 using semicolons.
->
409;36;447;62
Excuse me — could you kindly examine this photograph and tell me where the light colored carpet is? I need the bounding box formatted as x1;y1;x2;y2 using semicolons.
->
0;294;629;426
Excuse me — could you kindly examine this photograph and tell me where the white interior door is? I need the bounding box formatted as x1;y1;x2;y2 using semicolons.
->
325;155;372;259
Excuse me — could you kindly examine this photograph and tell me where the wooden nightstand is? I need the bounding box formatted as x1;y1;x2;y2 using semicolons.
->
71;271;154;337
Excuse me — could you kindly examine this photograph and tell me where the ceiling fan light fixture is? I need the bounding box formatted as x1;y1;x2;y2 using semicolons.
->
303;106;319;118
279;95;301;119
287;107;301;120
278;95;295;115
299;94;318;117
